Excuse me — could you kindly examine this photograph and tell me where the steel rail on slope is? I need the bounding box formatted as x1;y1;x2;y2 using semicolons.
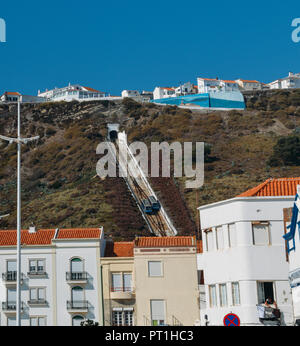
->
106;139;156;236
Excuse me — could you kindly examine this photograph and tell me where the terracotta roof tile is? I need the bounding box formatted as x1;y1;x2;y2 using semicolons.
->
56;228;102;239
196;240;203;253
105;241;134;257
82;86;101;93
134;236;196;248
0;229;56;246
237;177;300;197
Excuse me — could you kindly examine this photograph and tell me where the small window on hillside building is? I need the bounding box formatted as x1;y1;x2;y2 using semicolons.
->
228;223;237;247
209;285;217;307
252;222;270;245
257;281;275;304
204;229;214;251
216;226;224;250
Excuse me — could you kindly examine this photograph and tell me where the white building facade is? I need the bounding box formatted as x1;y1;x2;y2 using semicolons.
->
153;87;175;100
0;227;105;326
268;72;300;90
197;78;240;93
38;84;109;102
197;178;297;326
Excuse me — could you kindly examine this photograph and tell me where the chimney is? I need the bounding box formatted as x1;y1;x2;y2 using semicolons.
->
29;225;36;234
216;77;219;80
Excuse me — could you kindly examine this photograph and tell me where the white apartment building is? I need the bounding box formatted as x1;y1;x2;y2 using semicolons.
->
153;87;175;100
283;185;300;325
174;82;197;96
197;178;297;326
268;72;300;90
197;78;240;93
121;90;151;102
38;84;108;102
0;227;105;326
235;79;264;91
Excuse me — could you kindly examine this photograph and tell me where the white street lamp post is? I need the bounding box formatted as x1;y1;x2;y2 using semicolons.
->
0;100;39;326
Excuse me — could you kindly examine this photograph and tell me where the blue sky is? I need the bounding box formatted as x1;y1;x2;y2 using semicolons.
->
0;0;299;95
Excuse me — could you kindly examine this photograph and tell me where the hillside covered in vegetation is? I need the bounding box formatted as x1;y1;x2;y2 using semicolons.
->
1;89;300;239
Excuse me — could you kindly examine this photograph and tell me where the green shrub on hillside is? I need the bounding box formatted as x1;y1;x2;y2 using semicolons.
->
268;135;300;166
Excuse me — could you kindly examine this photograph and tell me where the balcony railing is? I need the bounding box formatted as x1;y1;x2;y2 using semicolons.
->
67;300;89;310
66;272;88;281
111;287;133;292
28;299;47;306
2;301;24;311
2;272;24;282
27;270;47;277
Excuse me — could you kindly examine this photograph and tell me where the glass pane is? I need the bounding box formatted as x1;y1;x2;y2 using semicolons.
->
38;288;45;300
30;288;37;300
71;258;83;272
209;285;217;307
30;317;38;326
148;262;162;277
8;288;16;301
113;311;123;326
123;273;132;291
206;231;214;251
8;317;16;326
37;260;44;271
7;260;16;272
232;282;240;305
257;282;265;304
30;260;37;271
253;224;269;245
150;300;165;322
72;286;83;301
220;284;228;306
112;274;122;291
216;226;224;250
228;223;237;247
72;316;84;326
38;317;46;326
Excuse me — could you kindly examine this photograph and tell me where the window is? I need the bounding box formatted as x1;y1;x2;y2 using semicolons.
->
232;282;240;305
7;316;16;326
209;285;217;307
70;258;84;280
112;309;134;326
148;261;162;277
30;317;46;326
6;260;16;280
150;300;165;326
111;273;132;292
124;310;134;326
205;229;214;251
197;270;204;286
219;284;228;307
216;226;224;250
71;286;84;308
29;259;45;274
29;288;46;303
257;281;274;304
112;310;123;326
72;315;84;326
228;223;237;247
252;222;270;245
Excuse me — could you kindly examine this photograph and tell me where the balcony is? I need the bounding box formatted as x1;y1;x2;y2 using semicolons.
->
66;272;88;284
110;287;135;300
2;301;24;314
27;299;48;307
67;300;89;313
27;270;47;278
2;272;24;285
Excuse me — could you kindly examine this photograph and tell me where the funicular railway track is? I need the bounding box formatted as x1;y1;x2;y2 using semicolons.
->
106;129;177;237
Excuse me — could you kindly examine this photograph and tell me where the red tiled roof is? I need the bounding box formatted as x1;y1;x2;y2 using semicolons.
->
4;92;21;96
135;236;196;248
238;79;261;83
162;87;175;91
105;241;134;257
237;178;300;197
196;240;203;253
56;228;102;239
0;229;56;246
199;78;218;81
82;86;101;93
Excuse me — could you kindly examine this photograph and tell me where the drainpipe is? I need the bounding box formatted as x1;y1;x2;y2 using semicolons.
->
100;264;105;326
